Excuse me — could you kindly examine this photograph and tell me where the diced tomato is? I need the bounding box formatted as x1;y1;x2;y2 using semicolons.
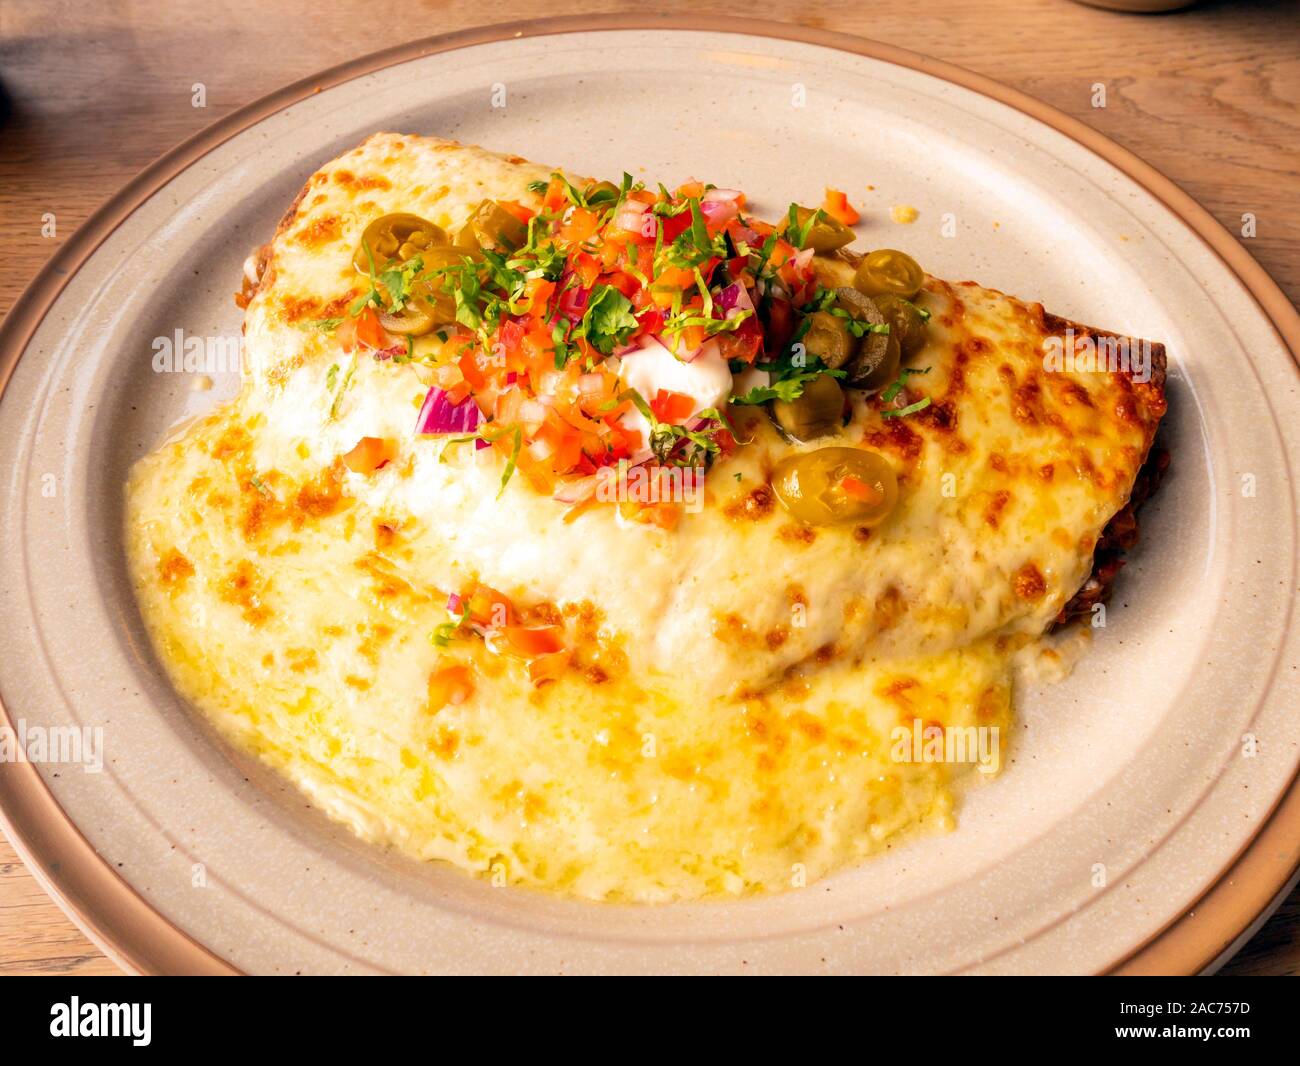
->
501;625;565;659
660;210;693;243
635;306;665;336
654;265;695;290
822;188;861;226
676;324;706;354
839;475;881;503
601;415;640;456
625;501;681;531
648;284;682;310
717;315;764;365
466;584;514;629
515;450;557;495
533;417;583;473
528;650;570;685
497;199;535;224
603;271;640;299
650;389;696;425
355;304;388;350
427;662;475;712
543;176;568;212
676;180;706;199
766;238;798;269
334;316;358;352
596;238;622;270
442;380;472;406
341;436;397;474
620;243;647;281
571;251;602;288
522;279;554;319
520;319;557;375
560;207;600;245
458;350;488;391
497;319;526;359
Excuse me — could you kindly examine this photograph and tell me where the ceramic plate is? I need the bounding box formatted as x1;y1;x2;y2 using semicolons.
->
2;16;1298;975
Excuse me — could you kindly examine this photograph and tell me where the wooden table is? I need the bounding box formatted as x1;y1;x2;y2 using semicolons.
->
1;0;1296;977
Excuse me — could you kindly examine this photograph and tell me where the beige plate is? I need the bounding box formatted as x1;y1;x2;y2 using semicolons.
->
1;16;1297;976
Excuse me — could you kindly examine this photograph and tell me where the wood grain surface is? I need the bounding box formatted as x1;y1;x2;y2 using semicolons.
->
1;0;1297;977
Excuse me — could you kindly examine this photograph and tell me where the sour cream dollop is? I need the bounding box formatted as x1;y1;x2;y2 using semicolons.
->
614;335;733;447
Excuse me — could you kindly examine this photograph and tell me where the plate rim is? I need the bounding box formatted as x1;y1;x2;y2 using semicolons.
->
1;13;1297;977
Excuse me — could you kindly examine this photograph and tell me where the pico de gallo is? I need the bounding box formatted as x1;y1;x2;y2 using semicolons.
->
329;174;933;530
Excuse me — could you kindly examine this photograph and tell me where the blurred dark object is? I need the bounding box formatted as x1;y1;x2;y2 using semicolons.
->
1071;0;1197;10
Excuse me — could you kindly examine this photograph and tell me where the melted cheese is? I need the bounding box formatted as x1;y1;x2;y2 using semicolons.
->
125;134;1164;901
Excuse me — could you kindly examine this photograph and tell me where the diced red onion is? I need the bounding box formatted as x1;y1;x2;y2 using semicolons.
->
447;592;463;614
615;200;650;234
717;281;755;319
369;342;406;361
700;198;739;226
552;475;599;504
559;284;590;320
518;399;548;435
653;332;702;363
415;387;480;435
702;188;742;203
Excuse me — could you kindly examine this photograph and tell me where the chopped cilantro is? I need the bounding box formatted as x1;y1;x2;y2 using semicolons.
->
498;425;523;497
329;358;356;420
731;368;834;405
900;297;932;322
553;173;590;208
784;204;822;251
881;396;932;419
730;340;846;404
623;389;732;467
432;602;471;647
435;433;482;460
880;366;931;403
348;240;388;316
575;285;639;355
